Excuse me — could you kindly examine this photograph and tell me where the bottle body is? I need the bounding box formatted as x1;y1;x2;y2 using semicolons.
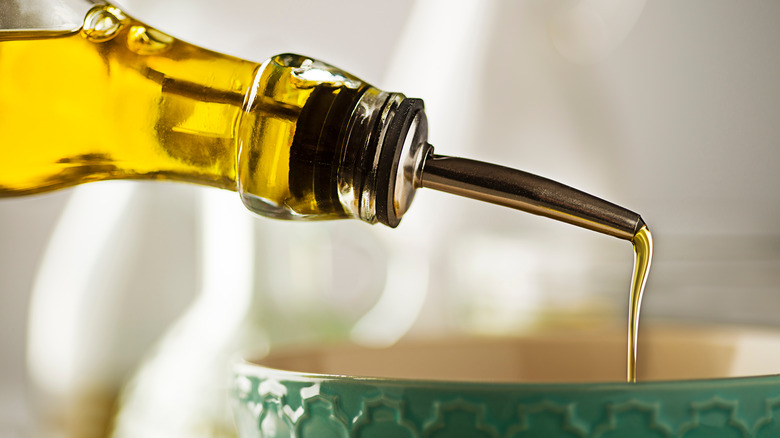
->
0;4;256;194
0;3;407;222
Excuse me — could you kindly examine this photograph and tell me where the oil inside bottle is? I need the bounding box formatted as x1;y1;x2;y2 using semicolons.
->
0;4;251;194
0;4;372;221
628;225;653;382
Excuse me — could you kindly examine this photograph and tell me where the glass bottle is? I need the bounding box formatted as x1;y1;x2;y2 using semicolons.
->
0;0;428;228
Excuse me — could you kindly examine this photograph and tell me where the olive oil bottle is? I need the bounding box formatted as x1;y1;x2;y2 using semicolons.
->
0;0;646;237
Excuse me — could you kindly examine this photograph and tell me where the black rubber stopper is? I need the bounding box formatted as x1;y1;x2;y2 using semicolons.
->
375;98;425;228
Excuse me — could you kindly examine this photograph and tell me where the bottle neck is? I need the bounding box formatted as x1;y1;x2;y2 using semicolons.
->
235;54;431;225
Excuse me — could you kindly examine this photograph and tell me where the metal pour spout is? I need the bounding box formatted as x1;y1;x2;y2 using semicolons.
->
419;153;645;241
368;97;643;240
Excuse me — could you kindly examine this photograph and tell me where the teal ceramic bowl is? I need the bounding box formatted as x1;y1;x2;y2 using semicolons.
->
231;324;780;437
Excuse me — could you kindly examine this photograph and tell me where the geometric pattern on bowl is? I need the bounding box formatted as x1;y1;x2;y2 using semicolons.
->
232;370;780;437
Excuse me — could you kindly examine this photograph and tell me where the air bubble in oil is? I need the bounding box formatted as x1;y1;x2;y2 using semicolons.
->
127;26;174;55
81;5;125;42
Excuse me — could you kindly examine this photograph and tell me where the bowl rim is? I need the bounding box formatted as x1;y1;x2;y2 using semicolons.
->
233;358;780;390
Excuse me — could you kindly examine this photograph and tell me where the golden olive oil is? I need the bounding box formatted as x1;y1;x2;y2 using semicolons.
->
0;5;252;193
0;4;370;219
628;225;653;382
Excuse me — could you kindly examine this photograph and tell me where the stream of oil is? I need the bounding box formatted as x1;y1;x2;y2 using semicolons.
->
628;225;653;382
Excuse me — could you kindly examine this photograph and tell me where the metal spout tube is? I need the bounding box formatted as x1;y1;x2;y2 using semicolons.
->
420;153;644;240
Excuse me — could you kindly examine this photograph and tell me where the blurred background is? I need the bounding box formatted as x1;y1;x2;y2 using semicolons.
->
2;0;780;436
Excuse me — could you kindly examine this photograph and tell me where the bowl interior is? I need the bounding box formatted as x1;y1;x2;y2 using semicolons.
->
255;324;780;382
